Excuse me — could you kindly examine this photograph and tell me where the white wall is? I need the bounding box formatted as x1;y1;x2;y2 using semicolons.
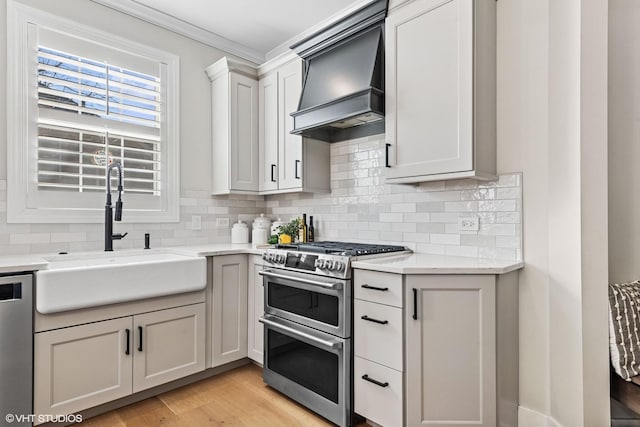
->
608;0;640;284
498;0;610;425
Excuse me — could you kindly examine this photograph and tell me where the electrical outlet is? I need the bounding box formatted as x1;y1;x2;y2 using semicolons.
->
458;216;480;232
191;215;202;231
216;217;230;228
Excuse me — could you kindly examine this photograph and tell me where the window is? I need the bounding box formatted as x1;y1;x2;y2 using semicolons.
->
7;2;180;223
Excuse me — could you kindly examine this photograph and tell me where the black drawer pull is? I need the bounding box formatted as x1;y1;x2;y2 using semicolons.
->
270;164;276;182
362;284;389;292
412;288;418;320
138;326;143;352
361;315;388;325
125;329;130;355
362;374;389;388
295;160;301;179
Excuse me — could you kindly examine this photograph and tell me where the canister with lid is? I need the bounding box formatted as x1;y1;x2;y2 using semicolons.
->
251;214;271;244
231;220;249;244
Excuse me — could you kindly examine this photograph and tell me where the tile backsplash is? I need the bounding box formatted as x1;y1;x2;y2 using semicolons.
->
0;134;522;260
268;134;522;261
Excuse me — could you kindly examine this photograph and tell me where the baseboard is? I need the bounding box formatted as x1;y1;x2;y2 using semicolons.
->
518;405;558;427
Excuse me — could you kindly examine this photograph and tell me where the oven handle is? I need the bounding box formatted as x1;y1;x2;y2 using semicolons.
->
259;270;343;290
259;316;343;350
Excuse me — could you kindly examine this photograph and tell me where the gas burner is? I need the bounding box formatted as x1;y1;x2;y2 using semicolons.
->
275;241;408;257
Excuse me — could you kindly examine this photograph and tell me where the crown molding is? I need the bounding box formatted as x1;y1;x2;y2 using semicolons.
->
90;0;265;64
264;0;376;61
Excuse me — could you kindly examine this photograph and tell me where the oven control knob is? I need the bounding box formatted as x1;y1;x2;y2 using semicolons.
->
276;254;285;264
315;259;325;269
334;261;345;272
325;260;335;270
262;253;269;261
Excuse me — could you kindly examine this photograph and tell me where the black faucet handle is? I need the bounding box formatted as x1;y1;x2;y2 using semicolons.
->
112;232;128;241
115;200;123;221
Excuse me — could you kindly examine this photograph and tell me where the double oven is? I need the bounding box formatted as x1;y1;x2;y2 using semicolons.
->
259;242;408;426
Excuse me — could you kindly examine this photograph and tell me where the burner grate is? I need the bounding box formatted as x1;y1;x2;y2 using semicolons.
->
275;241;407;256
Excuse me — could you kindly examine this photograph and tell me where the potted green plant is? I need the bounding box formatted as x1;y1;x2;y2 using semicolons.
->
277;218;300;244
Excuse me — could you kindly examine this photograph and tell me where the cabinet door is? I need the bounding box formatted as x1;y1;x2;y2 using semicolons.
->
212;255;248;367
386;0;473;179
259;72;279;192
278;58;303;190
405;275;496;427
229;72;259;192
34;317;133;418
133;303;206;393
247;255;264;363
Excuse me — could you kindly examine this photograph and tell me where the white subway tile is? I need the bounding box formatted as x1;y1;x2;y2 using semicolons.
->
445;201;478;212
10;233;50;245
391;203;416;213
430;233;461;245
379;213;403;222
51;232;87;243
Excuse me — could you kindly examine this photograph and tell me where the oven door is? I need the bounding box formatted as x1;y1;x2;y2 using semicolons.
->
260;315;351;427
260;268;351;337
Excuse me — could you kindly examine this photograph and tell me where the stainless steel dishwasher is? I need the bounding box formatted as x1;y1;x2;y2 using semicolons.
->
0;274;33;425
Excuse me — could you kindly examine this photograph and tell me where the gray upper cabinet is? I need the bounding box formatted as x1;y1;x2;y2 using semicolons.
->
385;0;496;184
207;57;260;195
258;55;330;195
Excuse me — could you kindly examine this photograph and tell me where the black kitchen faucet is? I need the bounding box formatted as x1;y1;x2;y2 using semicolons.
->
104;162;128;251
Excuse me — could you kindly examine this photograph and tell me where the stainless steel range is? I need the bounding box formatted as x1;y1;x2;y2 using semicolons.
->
259;242;409;426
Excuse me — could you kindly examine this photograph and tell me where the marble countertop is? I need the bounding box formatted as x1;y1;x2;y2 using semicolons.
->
351;253;523;275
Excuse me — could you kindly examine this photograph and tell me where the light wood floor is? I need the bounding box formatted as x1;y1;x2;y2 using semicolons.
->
81;363;345;426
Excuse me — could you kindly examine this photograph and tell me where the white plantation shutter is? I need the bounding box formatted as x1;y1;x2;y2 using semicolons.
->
36;46;162;195
6;5;180;223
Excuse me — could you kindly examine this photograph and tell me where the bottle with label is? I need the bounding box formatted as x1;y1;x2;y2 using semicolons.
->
308;216;315;242
298;214;307;243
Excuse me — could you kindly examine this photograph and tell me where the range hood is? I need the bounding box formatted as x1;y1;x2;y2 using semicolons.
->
290;0;388;142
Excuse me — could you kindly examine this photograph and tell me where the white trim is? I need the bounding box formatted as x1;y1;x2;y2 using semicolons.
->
518;406;559;427
89;0;264;64
257;50;299;78
264;0;377;61
7;0;180;224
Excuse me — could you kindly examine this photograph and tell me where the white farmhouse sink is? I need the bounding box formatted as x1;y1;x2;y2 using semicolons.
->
36;250;206;314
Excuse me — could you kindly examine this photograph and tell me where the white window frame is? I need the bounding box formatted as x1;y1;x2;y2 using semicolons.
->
6;1;180;223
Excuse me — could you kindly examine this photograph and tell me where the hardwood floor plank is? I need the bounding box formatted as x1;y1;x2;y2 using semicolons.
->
81;363;340;426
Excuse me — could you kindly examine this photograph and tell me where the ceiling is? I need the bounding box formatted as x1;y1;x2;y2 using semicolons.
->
93;0;367;63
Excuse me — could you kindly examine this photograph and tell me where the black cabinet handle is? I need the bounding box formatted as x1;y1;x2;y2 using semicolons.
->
295;160;301;179
412;288;418;320
362;284;389;292
270;164;276;182
361;315;389;325
138;326;143;352
125;329;130;355
362;374;389;388
385;143;391;168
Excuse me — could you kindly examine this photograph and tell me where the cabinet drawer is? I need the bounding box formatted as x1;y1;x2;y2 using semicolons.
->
354;270;403;307
354;299;403;371
355;356;403;427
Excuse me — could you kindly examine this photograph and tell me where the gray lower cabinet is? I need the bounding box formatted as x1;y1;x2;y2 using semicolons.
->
211;255;248;367
353;270;518;427
34;303;206;422
247;254;264;363
405;274;518;427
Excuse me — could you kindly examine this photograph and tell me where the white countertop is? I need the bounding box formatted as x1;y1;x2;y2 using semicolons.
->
0;244;522;275
0;255;49;274
351;253;523;275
